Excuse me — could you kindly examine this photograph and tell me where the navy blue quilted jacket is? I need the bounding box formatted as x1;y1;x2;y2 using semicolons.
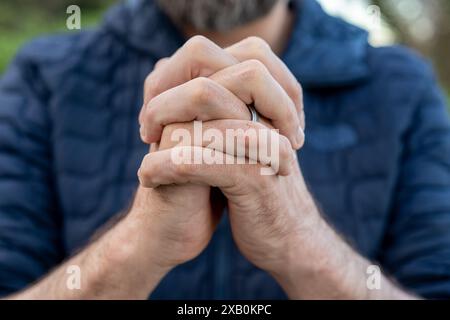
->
1;0;450;299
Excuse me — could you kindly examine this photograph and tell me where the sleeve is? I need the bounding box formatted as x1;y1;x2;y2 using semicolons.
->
0;49;64;297
380;65;450;298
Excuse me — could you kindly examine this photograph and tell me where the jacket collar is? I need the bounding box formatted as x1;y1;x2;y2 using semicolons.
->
103;0;371;88
284;0;370;87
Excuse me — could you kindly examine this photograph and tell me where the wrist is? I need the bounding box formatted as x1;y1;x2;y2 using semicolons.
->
274;227;414;300
269;218;323;298
108;208;173;286
123;206;176;274
71;207;173;299
271;209;362;299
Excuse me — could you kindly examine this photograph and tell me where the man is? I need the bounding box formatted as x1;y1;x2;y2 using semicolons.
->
0;0;449;299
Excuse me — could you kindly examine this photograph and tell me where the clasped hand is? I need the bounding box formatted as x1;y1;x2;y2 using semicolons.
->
133;36;320;287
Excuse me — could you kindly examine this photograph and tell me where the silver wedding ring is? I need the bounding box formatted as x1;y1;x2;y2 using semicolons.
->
247;104;259;123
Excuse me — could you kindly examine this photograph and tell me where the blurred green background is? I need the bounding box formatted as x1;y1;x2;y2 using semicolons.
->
0;0;114;72
0;0;449;106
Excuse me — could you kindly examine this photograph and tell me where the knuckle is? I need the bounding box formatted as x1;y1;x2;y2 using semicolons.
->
144;73;152;89
244;36;271;56
138;155;155;185
245;58;267;72
185;35;212;54
174;161;191;177
239;59;268;82
142;102;157;126
184;36;215;77
191;77;217;104
154;57;168;70
144;73;163;100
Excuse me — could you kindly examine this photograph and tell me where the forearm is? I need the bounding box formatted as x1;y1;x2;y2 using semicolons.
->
7;210;170;300
273;208;417;300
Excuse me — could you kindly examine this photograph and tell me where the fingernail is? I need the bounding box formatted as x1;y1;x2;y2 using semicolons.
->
137;168;143;185
140;125;147;140
295;127;304;149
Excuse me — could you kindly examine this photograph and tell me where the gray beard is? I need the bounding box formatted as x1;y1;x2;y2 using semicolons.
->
155;0;280;32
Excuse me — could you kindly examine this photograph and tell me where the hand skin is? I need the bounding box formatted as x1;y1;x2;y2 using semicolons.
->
139;36;305;147
136;34;305;267
138;36;417;299
139;121;418;300
135;35;304;284
135;35;305;278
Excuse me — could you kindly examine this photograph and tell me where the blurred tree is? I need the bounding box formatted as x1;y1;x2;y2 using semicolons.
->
371;0;450;90
0;0;115;72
